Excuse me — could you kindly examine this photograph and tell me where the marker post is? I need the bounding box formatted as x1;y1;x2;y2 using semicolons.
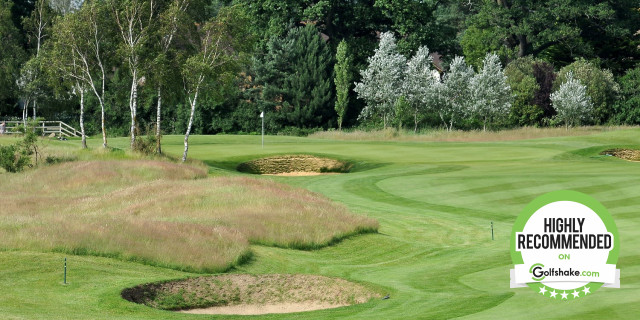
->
260;111;264;149
491;221;494;240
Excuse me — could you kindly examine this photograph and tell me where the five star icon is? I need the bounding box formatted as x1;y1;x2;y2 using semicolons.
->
582;286;591;295
561;291;569;299
538;286;547;295
572;290;580;298
549;290;558;298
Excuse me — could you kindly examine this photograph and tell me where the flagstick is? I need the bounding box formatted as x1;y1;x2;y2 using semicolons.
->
261;111;264;149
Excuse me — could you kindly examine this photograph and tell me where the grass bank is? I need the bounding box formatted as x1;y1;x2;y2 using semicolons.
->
1;159;377;273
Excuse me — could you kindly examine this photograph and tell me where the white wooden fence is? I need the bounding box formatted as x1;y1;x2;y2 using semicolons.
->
1;121;81;137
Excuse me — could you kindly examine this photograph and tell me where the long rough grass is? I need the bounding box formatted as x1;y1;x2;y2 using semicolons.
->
310;126;632;142
0;160;378;272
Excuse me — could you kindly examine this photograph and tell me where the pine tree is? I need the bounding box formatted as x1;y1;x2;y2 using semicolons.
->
254;24;334;129
354;32;406;129
551;72;593;129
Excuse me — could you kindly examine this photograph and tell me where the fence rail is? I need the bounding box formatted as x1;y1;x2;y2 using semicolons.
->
1;121;80;137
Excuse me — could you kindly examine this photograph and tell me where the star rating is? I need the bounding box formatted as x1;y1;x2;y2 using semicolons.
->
561;291;569;299
572;290;580;298
582;286;590;295
549;290;558;298
539;286;548;295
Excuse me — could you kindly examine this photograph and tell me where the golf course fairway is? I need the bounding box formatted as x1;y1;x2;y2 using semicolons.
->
1;128;639;319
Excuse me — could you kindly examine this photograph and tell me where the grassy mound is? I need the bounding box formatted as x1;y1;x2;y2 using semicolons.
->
0;160;377;272
237;155;352;174
121;274;380;312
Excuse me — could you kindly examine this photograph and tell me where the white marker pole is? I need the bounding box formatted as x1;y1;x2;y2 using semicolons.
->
260;111;264;148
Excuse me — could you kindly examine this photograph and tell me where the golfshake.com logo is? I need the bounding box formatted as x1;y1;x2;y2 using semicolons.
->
510;191;620;300
530;264;602;281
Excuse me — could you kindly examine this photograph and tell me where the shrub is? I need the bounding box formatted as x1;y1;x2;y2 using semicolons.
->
0;144;31;173
551;72;593;128
555;59;619;124
505;57;543;126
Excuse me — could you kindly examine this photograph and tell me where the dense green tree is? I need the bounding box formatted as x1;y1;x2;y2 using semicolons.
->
253;24;334;129
374;0;462;56
532;61;556;119
466;0;640;72
612;66;640;125
333;40;352;130
0;0;26;115
504;57;545;126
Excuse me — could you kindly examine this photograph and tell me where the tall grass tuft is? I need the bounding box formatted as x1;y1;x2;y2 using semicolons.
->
0;160;377;272
310;126;632;142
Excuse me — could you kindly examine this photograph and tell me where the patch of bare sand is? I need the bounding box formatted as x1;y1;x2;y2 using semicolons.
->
237;155;351;175
601;149;640;162
180;302;347;315
123;274;379;315
263;171;341;176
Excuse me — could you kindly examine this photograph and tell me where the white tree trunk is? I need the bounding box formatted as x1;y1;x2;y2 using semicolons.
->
156;85;162;154
129;68;138;148
101;102;107;148
32;100;37;120
22;99;29;127
182;82;201;163
79;86;87;149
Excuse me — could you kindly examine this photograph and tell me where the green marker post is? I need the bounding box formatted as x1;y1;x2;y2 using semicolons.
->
64;258;67;285
491;221;494;240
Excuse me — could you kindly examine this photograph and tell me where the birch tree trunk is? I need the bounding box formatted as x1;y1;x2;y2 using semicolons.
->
129;68;138;148
182;87;199;162
182;77;202;162
79;85;87;149
156;85;162;154
101;98;107;148
33;101;37;120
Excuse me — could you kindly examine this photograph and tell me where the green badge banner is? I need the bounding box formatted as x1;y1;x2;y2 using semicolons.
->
510;190;620;300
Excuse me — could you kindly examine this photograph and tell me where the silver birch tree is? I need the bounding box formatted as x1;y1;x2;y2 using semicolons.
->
153;0;190;154
440;56;474;131
469;53;512;131
404;46;438;132
52;0;111;148
181;5;252;162
109;0;157;148
551;72;593;129
354;32;406;129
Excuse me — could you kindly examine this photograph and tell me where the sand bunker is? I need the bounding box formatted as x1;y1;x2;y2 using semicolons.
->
601;149;640;162
122;274;379;315
237;155;352;175
180;302;348;315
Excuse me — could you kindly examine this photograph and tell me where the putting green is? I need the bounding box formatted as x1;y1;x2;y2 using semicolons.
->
1;129;639;319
